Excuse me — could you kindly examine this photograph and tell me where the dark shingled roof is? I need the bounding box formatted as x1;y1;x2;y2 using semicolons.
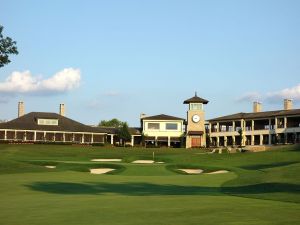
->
142;114;185;121
183;94;209;104
208;109;300;122
0;112;109;133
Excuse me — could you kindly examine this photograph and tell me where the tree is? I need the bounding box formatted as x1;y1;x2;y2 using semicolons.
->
98;118;124;128
0;25;18;68
238;128;243;147
117;123;131;146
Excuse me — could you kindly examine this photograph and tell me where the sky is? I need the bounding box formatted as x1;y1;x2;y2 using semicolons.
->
0;0;300;126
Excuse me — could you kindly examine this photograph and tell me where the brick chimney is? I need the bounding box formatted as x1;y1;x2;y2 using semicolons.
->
253;101;262;113
59;103;65;116
284;99;293;110
18;101;25;118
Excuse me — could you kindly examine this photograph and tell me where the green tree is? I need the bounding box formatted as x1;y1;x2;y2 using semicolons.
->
98;118;124;128
238;128;243;147
118;123;131;146
0;25;18;68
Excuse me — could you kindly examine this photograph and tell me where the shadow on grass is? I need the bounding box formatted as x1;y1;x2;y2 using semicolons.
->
240;161;299;170
25;182;300;196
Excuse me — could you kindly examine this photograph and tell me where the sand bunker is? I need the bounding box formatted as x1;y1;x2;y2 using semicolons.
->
178;169;229;175
45;165;56;169
90;168;115;174
205;170;229;174
132;160;155;164
91;159;122;162
178;169;203;174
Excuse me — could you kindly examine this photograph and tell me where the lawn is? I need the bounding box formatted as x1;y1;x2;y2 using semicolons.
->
0;144;299;225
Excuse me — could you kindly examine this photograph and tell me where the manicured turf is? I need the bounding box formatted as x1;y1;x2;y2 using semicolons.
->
0;144;300;225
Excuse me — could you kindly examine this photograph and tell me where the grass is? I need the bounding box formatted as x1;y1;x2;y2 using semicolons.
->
0;144;300;225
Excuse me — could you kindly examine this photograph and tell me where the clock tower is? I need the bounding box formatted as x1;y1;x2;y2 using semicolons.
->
184;93;209;148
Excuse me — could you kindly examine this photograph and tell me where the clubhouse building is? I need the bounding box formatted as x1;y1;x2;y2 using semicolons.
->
208;100;300;147
0;103;109;144
0;96;299;148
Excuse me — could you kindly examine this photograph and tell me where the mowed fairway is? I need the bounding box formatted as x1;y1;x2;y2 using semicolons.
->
0;144;300;225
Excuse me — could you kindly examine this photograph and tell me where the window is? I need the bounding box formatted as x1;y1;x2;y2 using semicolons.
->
166;123;178;130
190;103;203;110
38;119;58;126
148;123;160;130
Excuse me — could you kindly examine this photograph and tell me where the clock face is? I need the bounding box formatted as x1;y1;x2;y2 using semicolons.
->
192;114;200;123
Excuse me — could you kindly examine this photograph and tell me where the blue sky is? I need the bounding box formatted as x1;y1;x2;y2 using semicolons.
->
0;0;300;126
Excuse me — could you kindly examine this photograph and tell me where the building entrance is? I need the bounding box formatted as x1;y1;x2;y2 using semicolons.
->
191;137;201;147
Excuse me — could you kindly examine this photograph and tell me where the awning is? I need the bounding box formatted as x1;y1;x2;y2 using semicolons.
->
144;136;155;141
157;136;168;142
188;131;204;135
170;137;181;142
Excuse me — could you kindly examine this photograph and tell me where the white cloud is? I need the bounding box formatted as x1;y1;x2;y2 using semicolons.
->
236;92;261;102
266;83;300;102
0;68;81;94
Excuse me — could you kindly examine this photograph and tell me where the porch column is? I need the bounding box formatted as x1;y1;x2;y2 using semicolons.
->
232;136;235;146
110;134;114;145
131;136;134;147
241;133;245;146
53;133;56;142
260;134;263;145
251;135;254;145
24;131;27;141
232;121;235;132
284;117;287;128
72;133;75;142
216;136;219;147
91;134;94;144
224;136;227;147
63;133;66;142
155;137;158;147
216;122;219;132
4;130;7;140
82;134;85;143
251;120;254;131
14;130;17;140
34;131;36;141
275;117;278;129
167;136;171;147
269;119;272;130
44;131;46;141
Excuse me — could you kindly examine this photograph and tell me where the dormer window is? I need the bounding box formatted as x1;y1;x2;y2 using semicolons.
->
37;118;58;126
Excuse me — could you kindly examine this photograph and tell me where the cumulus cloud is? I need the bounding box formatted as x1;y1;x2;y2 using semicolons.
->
266;83;300;102
236;92;262;103
0;68;81;95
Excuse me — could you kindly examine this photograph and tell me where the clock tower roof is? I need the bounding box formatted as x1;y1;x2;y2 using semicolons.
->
183;93;209;104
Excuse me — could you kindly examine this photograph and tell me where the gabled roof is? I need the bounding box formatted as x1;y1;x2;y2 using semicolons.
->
208;109;300;122
142;114;185;121
183;93;209;104
0;112;109;133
